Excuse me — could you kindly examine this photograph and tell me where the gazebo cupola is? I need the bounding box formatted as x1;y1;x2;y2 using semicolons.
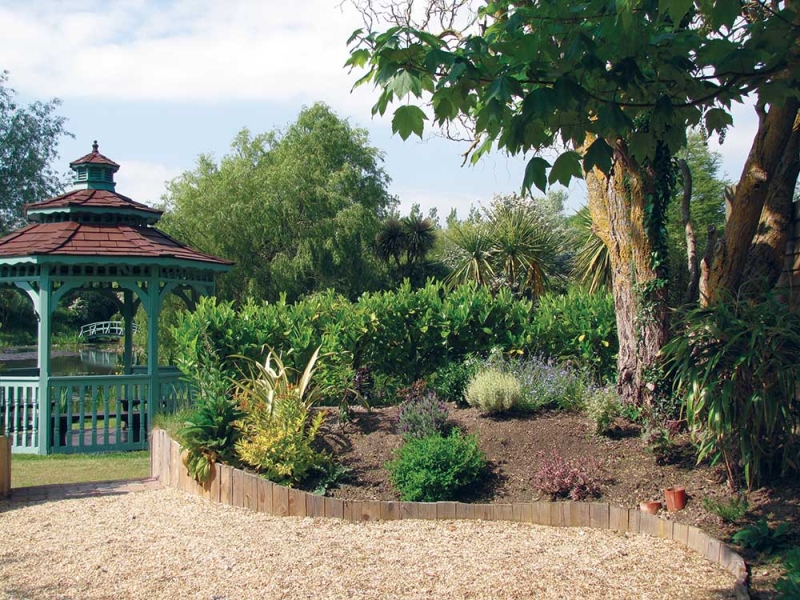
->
71;140;119;191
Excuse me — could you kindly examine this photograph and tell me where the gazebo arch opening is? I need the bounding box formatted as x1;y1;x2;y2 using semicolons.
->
0;142;231;455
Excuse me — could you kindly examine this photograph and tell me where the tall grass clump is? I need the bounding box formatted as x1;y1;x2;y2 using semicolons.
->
464;368;522;414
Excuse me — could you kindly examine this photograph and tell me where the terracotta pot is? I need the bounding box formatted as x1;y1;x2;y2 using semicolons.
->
639;500;661;515
665;486;687;512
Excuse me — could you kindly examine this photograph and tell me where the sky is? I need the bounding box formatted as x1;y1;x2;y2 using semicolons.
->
0;0;758;219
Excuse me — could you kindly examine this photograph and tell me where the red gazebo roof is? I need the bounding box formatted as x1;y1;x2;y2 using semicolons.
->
0;221;232;266
26;189;162;219
69;141;120;169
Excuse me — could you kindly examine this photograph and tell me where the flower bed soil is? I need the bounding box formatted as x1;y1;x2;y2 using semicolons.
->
316;406;800;599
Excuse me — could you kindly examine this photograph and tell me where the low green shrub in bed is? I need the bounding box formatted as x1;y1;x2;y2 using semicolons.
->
386;429;486;502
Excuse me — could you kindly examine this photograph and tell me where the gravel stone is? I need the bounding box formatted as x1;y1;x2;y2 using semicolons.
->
0;487;735;599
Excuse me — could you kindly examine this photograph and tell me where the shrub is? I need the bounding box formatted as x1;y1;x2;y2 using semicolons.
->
732;519;790;554
397;385;449;440
179;395;244;483
585;386;621;435
177;359;243;483
387;429;487;501
490;354;589;412
664;290;800;489
776;547;800;598
233;348;332;485
701;495;749;523
534;451;601;501
429;355;480;405
464;369;522;414
529;286;617;382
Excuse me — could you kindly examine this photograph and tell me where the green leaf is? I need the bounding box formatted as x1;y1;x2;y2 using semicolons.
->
704;108;733;136
522;156;550;194
627;131;657;162
582;138;613;175
548;151;583;186
392;105;427;140
486;77;513;103
598;102;634;134
663;0;694;26
344;49;370;70
711;0;741;29
346;28;364;45
424;48;456;73
390;71;423;98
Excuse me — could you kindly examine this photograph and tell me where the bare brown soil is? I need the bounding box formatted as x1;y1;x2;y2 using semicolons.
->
316;405;800;599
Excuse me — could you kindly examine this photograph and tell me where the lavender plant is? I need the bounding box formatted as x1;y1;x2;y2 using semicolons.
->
487;353;589;412
396;382;449;439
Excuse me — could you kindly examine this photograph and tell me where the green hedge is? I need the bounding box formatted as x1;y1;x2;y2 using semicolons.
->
172;282;617;399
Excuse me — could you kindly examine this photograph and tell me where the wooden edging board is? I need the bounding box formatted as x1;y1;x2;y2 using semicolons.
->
150;429;750;599
0;436;10;499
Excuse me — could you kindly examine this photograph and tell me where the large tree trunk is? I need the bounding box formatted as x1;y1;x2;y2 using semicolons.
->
700;100;800;302
586;147;670;407
741;110;800;288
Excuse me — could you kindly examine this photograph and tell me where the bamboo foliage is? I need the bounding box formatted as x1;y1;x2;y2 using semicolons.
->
664;291;800;489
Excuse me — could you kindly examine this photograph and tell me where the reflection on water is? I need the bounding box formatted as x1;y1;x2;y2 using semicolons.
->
0;346;130;376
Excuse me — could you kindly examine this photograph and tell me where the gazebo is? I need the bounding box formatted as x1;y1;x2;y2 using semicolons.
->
0;142;232;454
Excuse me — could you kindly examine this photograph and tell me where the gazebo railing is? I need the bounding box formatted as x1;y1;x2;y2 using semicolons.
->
49;374;151;452
0;376;40;453
1;370;193;454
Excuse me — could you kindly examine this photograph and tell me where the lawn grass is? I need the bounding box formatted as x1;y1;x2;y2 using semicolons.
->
11;451;150;488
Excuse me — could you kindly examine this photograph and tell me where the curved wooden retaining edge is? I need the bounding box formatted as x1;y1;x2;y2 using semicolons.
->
150;429;750;599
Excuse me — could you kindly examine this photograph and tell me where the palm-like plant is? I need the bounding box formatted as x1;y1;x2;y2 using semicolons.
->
374;217;405;268
402;215;437;268
233;347;330;484
572;206;611;293
443;222;496;287
490;204;561;297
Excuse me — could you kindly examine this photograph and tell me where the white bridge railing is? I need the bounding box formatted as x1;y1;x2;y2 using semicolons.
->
78;321;139;339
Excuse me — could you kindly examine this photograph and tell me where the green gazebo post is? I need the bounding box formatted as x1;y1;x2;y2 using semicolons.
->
0;142;232;455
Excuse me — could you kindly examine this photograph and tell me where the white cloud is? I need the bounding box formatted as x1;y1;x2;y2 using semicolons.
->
114;160;181;207
0;1;377;115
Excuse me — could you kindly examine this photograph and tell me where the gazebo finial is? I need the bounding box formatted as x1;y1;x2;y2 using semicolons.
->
92;140;99;153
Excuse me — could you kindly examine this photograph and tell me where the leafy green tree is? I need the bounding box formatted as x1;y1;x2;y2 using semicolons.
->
160;103;396;302
0;71;71;235
346;0;800;405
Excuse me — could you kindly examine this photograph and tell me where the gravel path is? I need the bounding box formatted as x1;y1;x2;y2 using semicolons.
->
1;487;735;599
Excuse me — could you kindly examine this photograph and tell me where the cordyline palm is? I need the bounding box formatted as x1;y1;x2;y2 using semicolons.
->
402;215;436;269
490;204;561;297
572;206;612;294
444;222;496;287
374;217;405;268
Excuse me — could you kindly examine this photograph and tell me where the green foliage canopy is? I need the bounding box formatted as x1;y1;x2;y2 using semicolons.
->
347;0;798;192
160;103;396;302
0;70;71;235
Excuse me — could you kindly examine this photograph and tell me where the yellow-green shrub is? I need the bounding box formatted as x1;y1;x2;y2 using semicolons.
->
464;369;522;414
584;386;621;435
233;348;331;485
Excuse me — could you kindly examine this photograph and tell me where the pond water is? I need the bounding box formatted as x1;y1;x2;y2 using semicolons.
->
0;346;130;376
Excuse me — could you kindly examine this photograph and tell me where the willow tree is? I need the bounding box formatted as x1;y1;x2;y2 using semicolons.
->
347;0;800;406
